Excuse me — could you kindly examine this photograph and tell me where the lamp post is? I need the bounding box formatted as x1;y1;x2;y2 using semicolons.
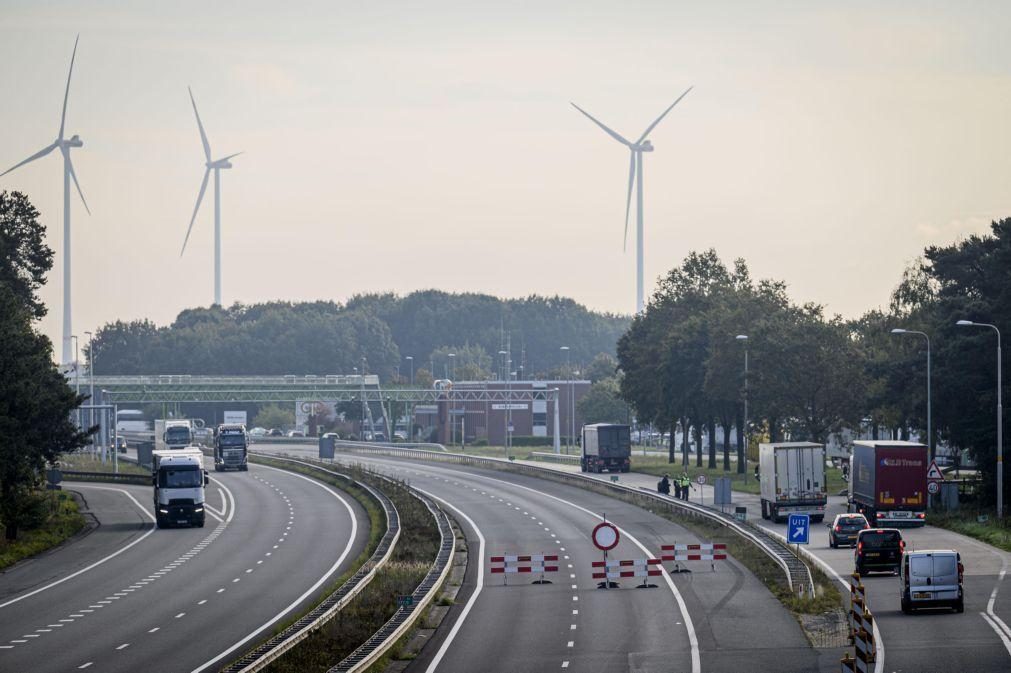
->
448;353;456;381
736;335;749;480
72;334;80;431
956;320;1003;518
890;329;932;459
85;331;96;457
406;356;414;385
560;346;570;451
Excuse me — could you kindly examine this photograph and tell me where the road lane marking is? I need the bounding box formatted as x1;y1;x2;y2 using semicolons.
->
190;464;359;673
149;627;160;633
982;613;1011;656
78;663;92;669
116;643;129;650
0;486;155;610
418;489;484;673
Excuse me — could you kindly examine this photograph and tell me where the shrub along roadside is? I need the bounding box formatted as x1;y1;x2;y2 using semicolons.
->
928;511;1011;553
0;490;86;570
253;458;441;673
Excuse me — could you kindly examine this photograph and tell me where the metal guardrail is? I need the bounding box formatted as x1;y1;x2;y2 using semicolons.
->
330;486;455;673
335;445;815;595
60;470;151;486
220;454;401;673
530;451;580;463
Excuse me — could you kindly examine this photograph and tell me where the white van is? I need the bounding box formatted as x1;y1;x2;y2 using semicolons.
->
899;549;964;613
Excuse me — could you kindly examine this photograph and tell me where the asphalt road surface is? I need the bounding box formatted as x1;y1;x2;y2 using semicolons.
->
0;458;369;673
261;445;837;673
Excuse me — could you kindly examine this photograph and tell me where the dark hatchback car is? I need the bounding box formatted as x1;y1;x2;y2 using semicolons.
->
855;528;905;575
828;513;869;548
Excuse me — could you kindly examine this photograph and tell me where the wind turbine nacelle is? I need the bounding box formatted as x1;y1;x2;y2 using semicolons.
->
209;159;233;169
639;140;654;152
67;135;83;147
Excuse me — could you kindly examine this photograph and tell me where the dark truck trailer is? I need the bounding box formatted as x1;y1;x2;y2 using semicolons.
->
581;424;631;473
214;424;249;472
849;440;927;527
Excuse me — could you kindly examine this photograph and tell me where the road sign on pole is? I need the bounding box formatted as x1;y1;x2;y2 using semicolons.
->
592;522;619;551
788;513;810;545
927;481;940;495
926;460;944;481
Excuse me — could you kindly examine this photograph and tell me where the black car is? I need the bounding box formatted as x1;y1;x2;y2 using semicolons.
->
855;528;905;575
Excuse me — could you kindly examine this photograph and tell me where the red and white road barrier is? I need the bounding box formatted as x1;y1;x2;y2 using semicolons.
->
660;542;727;572
591;558;663;580
840;573;876;672
490;554;559;584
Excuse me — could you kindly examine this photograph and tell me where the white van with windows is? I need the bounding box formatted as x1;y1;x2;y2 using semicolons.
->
899;549;964;613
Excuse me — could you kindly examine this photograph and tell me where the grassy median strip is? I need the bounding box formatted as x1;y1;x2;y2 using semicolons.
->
928;511;1011;553
253;458;440;673
0;491;86;571
56;452;150;477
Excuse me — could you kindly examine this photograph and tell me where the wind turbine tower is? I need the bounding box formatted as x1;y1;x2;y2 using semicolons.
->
181;87;242;307
0;35;90;366
572;87;692;313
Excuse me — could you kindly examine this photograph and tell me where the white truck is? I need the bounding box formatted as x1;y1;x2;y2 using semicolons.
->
152;447;208;528
155;419;193;452
759;442;828;523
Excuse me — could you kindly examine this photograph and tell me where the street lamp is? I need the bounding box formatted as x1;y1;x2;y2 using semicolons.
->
448;353;456;381
736;335;749;479
890;329;932;459
560;346;571;450
71;334;80;431
956;320;1004;518
85;331;96;456
406;356;414;385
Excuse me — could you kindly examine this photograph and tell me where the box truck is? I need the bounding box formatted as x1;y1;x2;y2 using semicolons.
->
155;419;193;452
152;447;208;528
849;440;927;527
759;442;828;523
581;424;631;473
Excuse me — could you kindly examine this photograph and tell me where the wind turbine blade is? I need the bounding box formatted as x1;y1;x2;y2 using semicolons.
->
570;102;631;146
188;87;212;162
0;142;58;178
219;151;244;162
181;168;210;256
636;86;693;144
62;147;91;215
623;151;635;252
59;35;80;141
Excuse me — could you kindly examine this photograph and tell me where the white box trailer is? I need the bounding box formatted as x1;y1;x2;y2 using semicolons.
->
759;442;828;523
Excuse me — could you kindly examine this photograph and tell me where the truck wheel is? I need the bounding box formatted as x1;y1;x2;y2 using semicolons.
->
760;500;768;520
215;464;222;472
240;464;248;472
813;515;824;524
155;514;167;529
954;598;964;613
901;595;912;614
195;517;205;528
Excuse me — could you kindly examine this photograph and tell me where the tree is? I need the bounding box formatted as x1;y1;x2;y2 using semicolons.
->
431;344;493;381
585;353;618;383
0;285;89;540
577;377;630;425
252;404;294;430
413;368;435;388
0;191;53;320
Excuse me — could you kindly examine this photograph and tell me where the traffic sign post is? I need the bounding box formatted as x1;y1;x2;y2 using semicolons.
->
927;481;940;495
926;460;944;481
592;518;620;589
788;513;810;546
697;474;706;505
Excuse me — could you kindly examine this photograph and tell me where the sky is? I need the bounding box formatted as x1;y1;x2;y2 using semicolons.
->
2;1;1010;362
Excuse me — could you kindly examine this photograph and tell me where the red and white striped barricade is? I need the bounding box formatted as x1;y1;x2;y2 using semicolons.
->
660;543;728;572
591;558;663;588
489;554;559;585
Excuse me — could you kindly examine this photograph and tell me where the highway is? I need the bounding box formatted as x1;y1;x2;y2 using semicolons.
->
261;445;826;673
0;458;369;673
506;456;1011;673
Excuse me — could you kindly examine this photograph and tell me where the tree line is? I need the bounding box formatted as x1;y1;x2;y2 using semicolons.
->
0;192;90;541
91;291;629;382
617;219;1011;510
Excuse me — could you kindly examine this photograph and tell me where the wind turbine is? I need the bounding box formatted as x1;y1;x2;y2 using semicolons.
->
181;87;242;307
572;87;692;313
1;35;90;366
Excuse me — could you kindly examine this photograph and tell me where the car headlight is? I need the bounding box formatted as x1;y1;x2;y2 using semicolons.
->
194;507;204;513
158;508;168;514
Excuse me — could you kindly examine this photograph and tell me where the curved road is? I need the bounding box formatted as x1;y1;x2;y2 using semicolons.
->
0;458;369;673
264;445;824;673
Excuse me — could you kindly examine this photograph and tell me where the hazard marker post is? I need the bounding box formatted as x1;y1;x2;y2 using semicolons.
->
591;516;620;589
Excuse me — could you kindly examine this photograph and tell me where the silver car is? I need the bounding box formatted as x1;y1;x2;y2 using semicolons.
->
900;549;964;613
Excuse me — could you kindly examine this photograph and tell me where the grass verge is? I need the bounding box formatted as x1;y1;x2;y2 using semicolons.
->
56;452;150;476
260;460;441;673
0;491;86;570
927;511;1011;553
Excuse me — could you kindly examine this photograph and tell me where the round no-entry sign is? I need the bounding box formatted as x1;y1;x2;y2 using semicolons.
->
592;522;619;551
696;474;707;485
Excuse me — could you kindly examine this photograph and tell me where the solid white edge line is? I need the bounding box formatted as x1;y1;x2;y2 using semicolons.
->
0;485;155;610
417;489;484;673
357;456;701;673
189;464;357;673
982;612;1011;656
941;528;1011;644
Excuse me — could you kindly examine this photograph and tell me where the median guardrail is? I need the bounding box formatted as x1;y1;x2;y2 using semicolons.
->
529;451;580;463
327;444;815;595
222;455;401;673
60;470;151;486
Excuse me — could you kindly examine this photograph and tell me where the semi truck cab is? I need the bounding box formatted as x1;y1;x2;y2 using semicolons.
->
153;448;208;528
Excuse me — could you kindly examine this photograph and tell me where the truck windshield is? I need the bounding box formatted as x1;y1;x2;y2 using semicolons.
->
218;435;246;447
158;467;202;488
166;428;191;443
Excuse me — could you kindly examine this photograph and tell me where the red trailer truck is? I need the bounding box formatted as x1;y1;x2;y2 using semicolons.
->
848;440;928;527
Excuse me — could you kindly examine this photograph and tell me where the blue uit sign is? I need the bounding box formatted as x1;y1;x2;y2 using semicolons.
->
788;513;810;545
